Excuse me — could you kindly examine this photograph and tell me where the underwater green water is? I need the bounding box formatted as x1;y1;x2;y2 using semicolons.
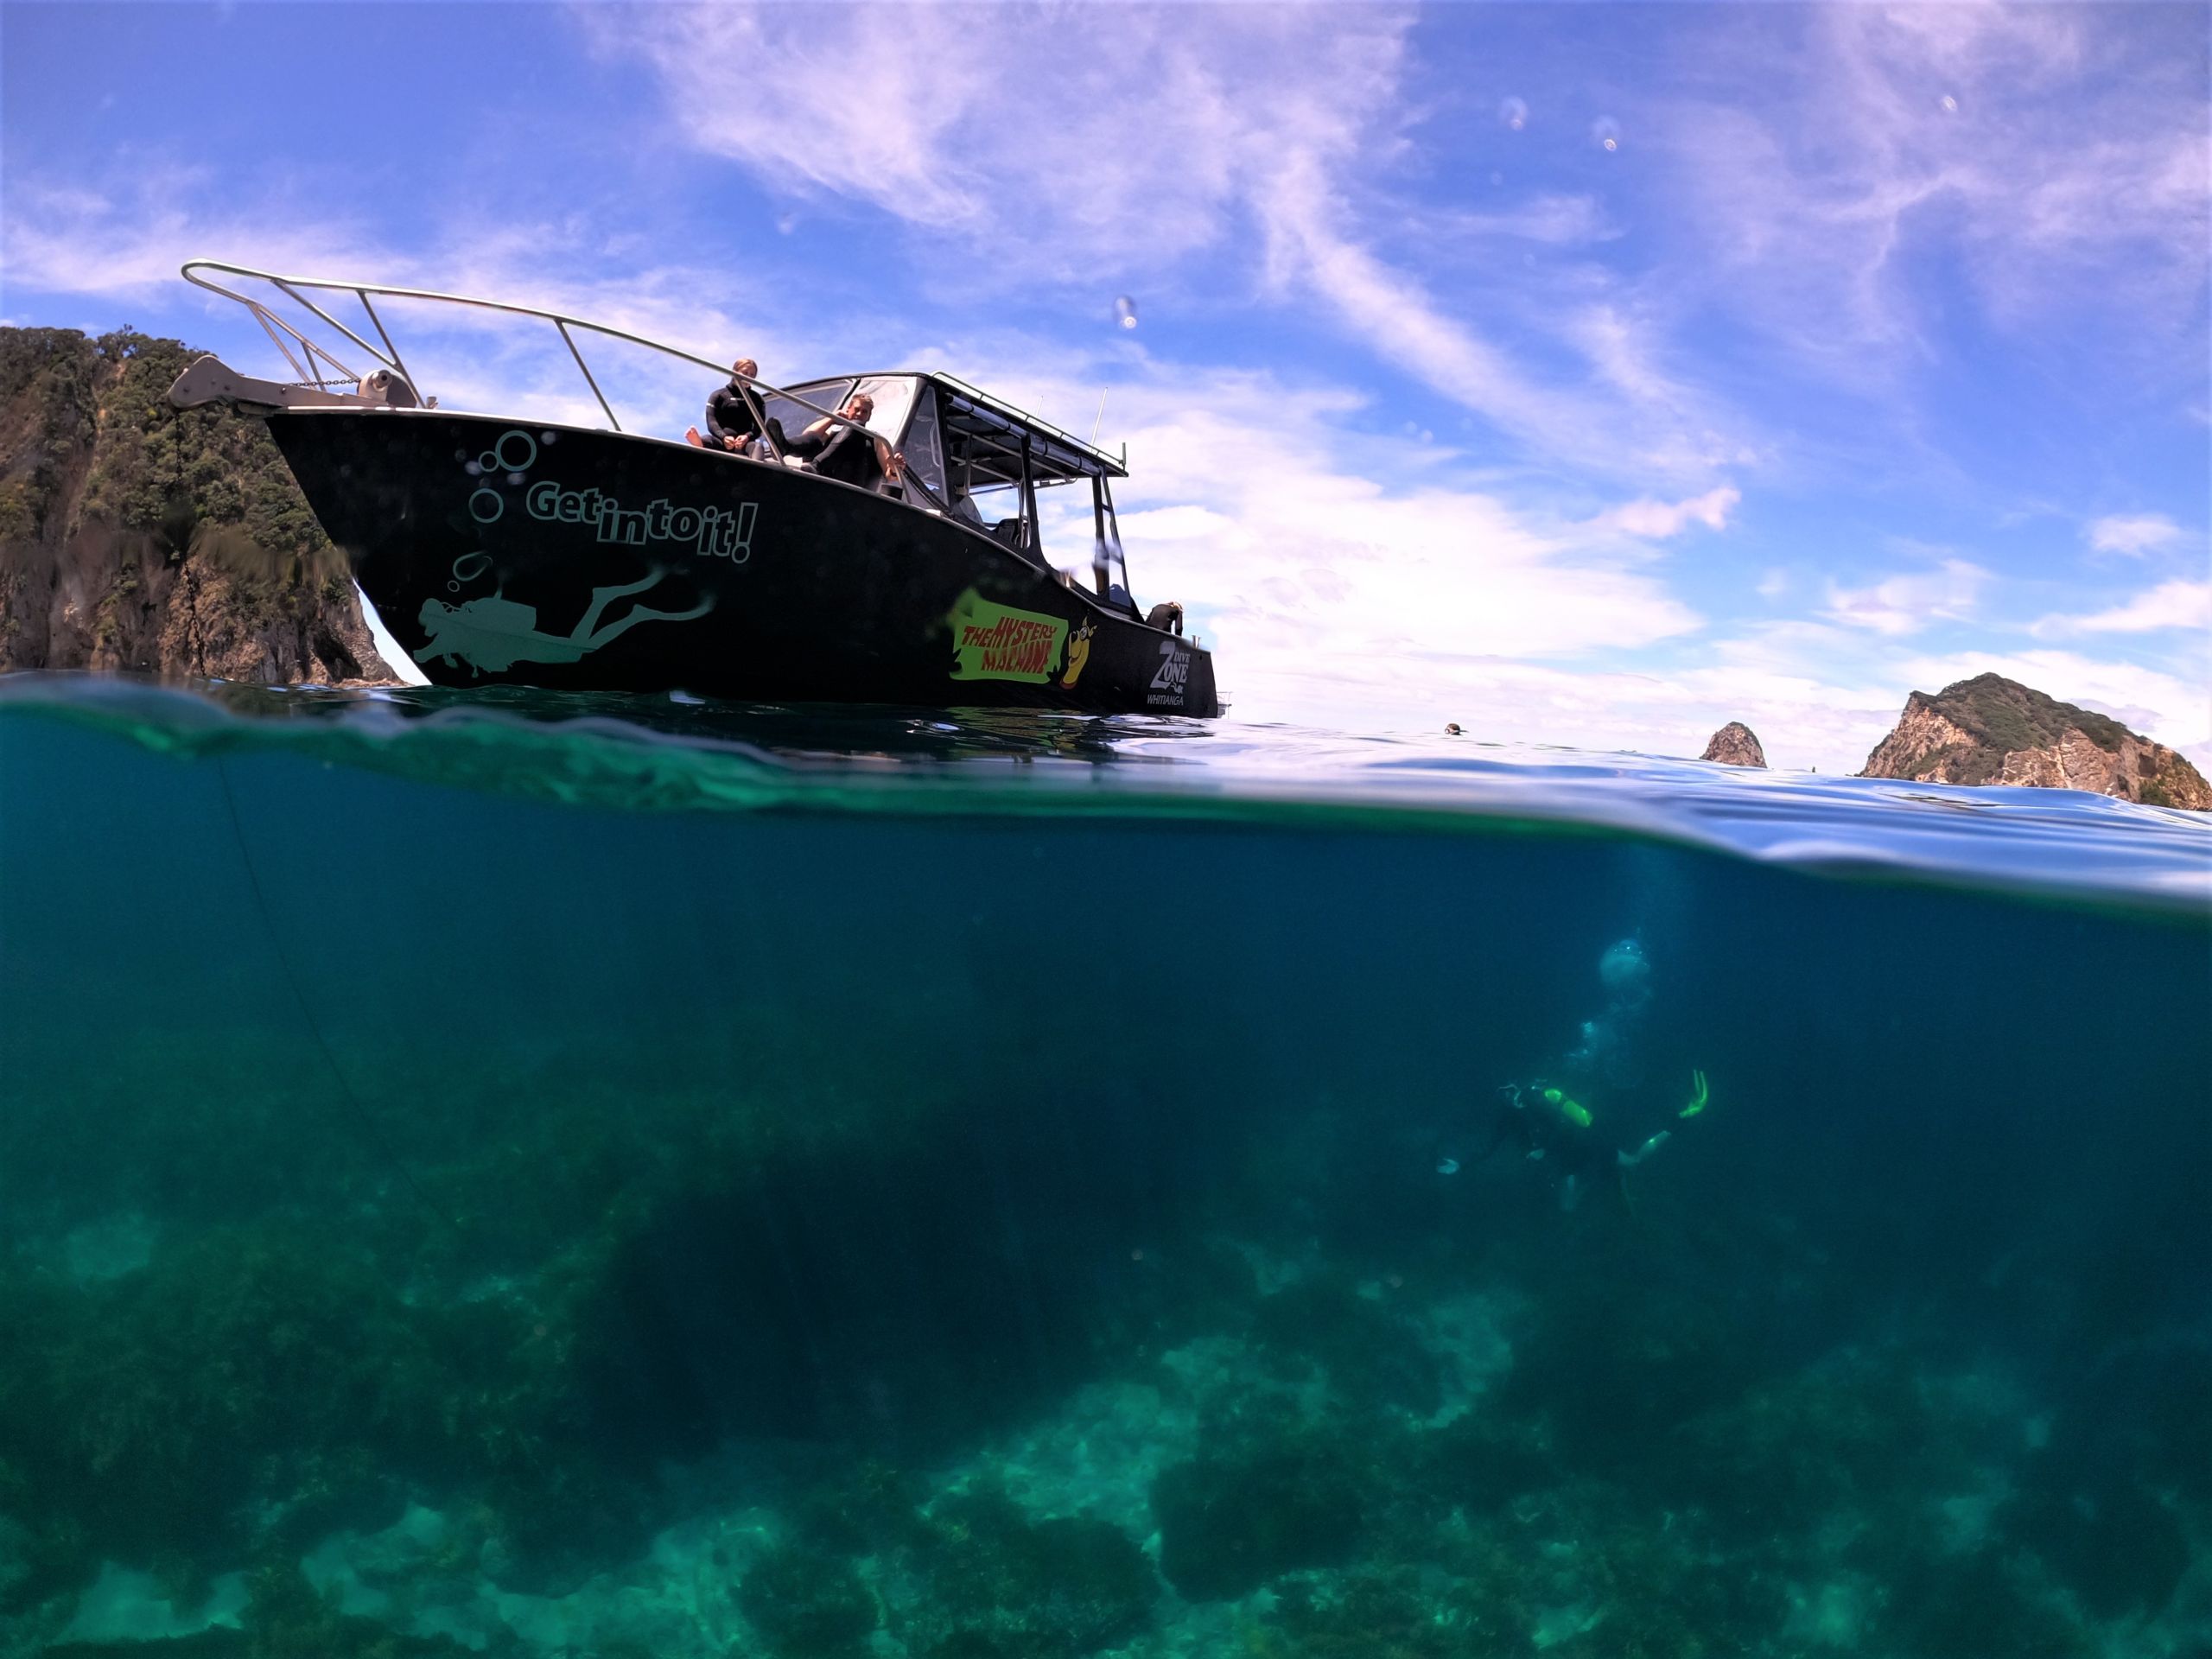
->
1;677;2208;1658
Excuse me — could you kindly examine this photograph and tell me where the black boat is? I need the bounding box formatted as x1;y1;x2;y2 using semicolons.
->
167;261;1220;715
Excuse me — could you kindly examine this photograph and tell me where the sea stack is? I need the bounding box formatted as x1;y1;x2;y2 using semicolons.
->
1859;673;2209;810
1700;722;1767;768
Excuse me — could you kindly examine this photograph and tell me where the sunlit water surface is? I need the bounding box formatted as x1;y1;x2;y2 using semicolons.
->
2;673;2207;1659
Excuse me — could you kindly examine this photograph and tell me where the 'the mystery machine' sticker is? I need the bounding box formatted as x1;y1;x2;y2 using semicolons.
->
948;589;1069;683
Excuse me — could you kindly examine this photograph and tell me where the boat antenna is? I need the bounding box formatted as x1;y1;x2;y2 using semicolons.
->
1091;389;1109;445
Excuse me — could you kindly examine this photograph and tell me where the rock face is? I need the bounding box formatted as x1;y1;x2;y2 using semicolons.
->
1859;673;2209;810
1700;721;1767;768
0;327;397;684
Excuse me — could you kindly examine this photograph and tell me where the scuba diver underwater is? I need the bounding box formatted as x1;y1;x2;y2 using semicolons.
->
1438;937;1713;1213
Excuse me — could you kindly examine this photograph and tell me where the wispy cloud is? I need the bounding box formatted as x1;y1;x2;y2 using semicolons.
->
1440;194;1620;247
1597;486;1740;539
2034;579;2212;638
595;3;1747;481
1662;5;2209;374
2086;512;2184;556
1822;558;1990;635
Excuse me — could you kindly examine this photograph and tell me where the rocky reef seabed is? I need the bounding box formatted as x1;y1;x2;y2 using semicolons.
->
1;716;2209;1659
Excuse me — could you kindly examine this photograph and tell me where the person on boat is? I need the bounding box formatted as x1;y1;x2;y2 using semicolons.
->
702;358;766;452
788;391;905;491
1460;1071;1708;1212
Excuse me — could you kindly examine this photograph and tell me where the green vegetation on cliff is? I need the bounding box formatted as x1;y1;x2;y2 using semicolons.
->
0;326;388;681
1860;672;2209;809
1923;673;2128;766
79;332;333;568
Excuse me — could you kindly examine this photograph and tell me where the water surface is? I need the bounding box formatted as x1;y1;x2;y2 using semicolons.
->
2;674;2206;1658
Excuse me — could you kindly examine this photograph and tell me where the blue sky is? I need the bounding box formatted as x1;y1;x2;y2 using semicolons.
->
3;1;2206;772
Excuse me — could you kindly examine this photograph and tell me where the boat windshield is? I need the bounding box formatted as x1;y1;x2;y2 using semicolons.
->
853;375;918;439
899;382;948;505
751;375;921;453
754;378;855;444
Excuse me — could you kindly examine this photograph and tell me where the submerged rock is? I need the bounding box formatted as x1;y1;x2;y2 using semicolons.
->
1859;673;2208;808
1881;1548;2091;1658
2012;1475;2188;1621
1700;721;1767;767
887;1490;1154;1658
1153;1443;1363;1601
738;1546;879;1657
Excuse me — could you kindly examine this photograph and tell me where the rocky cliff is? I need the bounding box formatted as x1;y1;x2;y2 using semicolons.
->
1859;673;2209;810
0;327;396;683
1700;721;1767;767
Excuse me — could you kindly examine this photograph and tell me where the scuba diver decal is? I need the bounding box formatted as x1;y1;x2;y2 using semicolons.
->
414;569;712;675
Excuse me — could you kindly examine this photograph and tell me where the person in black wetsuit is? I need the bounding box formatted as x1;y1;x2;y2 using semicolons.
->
1464;1073;1707;1212
786;391;905;491
703;359;765;453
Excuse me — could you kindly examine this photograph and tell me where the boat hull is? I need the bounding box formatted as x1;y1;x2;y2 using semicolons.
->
265;410;1220;715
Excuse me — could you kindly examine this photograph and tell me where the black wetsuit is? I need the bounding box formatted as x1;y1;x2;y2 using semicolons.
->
790;422;884;489
704;380;763;449
1476;1089;1632;1209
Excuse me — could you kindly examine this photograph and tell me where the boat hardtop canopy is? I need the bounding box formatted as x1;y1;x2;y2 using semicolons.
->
772;373;1123;487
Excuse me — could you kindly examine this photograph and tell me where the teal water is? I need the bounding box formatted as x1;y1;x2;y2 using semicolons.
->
1;674;2207;1658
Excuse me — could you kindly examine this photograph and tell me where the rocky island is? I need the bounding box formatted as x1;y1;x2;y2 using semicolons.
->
1700;722;1767;768
0;326;394;684
1859;673;2209;810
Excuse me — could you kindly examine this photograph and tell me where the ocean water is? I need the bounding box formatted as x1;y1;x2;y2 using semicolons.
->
0;674;2207;1659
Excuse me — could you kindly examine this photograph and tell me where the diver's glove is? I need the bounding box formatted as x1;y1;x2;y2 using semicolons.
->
1679;1069;1709;1120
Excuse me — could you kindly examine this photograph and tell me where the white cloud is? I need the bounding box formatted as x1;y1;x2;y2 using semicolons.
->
1662;6;2209;372
0;176;849;437
1599;485;1740;538
1443;194;1619;246
1821;558;1989;635
1115;505;1236;542
2087;513;2184;556
596;3;1747;481
2034;579;2212;638
597;5;1398;276
1101;387;1704;664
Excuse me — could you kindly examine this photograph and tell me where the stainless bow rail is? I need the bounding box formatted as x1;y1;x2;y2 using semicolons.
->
176;257;898;467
